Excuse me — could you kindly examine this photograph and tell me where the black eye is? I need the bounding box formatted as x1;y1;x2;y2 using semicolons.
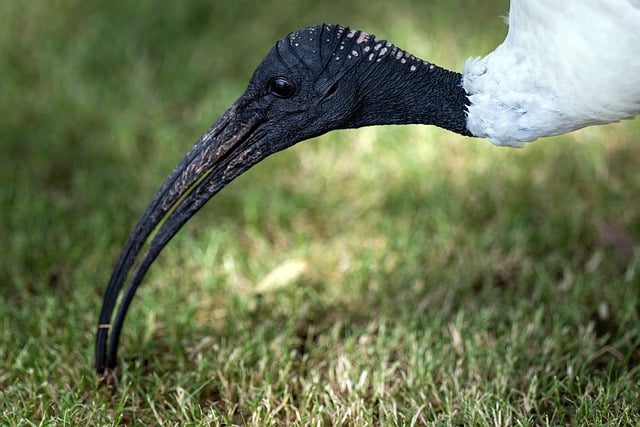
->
269;76;296;98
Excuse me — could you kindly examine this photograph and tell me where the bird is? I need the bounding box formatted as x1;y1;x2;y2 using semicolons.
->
95;0;640;376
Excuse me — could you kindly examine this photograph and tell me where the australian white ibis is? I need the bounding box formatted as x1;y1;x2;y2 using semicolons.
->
96;0;640;375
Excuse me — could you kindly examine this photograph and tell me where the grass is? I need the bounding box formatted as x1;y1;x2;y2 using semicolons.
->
1;0;639;425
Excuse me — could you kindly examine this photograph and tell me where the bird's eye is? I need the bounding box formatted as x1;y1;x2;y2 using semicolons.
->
268;76;296;98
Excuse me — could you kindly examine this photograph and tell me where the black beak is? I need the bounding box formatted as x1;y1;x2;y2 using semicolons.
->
95;99;267;376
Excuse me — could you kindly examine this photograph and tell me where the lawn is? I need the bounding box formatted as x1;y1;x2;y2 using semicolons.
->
1;0;639;425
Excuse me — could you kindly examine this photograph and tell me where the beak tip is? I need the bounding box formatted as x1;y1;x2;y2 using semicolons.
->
97;366;119;389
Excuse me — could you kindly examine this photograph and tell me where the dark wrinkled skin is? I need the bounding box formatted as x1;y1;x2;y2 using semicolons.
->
96;24;471;379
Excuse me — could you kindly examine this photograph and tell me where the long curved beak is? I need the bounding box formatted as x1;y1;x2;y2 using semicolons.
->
95;100;265;376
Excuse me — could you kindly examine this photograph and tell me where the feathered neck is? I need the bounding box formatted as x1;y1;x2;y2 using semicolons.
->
462;0;640;147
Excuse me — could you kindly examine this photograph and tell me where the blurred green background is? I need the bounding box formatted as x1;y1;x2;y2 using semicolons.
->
1;0;639;424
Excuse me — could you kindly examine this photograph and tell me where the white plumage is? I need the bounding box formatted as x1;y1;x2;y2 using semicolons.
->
463;0;640;147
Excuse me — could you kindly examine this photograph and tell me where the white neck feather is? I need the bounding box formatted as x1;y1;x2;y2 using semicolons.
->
462;0;640;147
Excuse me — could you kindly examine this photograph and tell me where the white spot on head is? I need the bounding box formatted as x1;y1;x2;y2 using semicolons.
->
410;65;417;72
364;46;370;53
374;43;382;51
380;47;387;55
401;58;406;64
351;50;358;57
368;53;374;61
356;32;368;44
396;51;403;60
429;64;434;70
347;30;356;39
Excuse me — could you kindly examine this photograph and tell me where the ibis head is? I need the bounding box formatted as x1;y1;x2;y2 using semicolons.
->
95;24;470;376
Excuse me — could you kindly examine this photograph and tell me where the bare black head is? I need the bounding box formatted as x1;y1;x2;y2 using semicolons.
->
95;24;471;377
242;24;469;146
